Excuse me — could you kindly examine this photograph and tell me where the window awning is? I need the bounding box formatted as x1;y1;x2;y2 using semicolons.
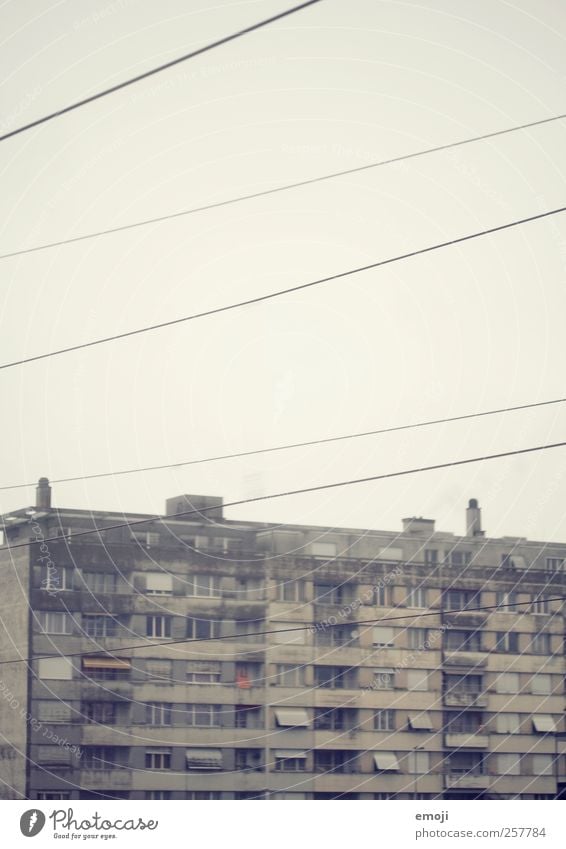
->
533;715;556;733
82;657;131;670
274;750;307;759
409;713;432;730
373;752;400;772
274;708;309;728
185;749;222;769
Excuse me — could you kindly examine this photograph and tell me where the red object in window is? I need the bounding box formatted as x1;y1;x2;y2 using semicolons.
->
236;673;251;689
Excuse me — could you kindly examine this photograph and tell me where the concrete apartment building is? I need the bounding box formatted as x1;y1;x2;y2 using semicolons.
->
0;478;565;801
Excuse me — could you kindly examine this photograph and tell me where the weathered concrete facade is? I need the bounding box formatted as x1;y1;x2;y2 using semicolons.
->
0;484;565;800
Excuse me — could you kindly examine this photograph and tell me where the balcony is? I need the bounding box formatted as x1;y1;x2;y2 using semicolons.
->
443;652;486;668
445;734;489;749
443;691;487;708
78;769;131;789
443;611;488;628
445;774;490;790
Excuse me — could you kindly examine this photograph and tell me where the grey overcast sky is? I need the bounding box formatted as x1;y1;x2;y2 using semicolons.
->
1;0;566;542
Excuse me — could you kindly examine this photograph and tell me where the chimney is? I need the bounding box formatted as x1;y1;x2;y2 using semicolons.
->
466;498;484;537
36;477;52;510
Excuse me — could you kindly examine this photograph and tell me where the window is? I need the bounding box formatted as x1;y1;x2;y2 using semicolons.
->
313;582;355;605
83;615;117;638
544;557;564;573
276;580;304;602
445;673;482;695
83;702;117;725
185;791;220;800
373;752;400;772
495;672;519;694
36;792;71;800
146;791;171;800
36;611;73;635
145;748;171;770
445;629;482;652
235;577;264;600
235;705;262;729
186;661;221;684
531;674;552;695
274;750;307;771
235;749;263;772
372;668;395;690
37;657;73;680
146;616;171;638
445;549;472;567
145;573;173;595
314;666;355;689
496;591;518;611
274;707;309;728
424;550;438;566
316;624;357;647
448;753;484;775
374;709;395;731
531;633;551;655
185;748;223;770
495;713;520;734
374;583;394;607
82;657;130;681
407;752;430;774
408;628;430;649
531;596;550;615
187;617;220;640
407;670;429;691
83;747;125;770
495;632;519;653
186;574;221;598
445;589;479;610
372;626;395;647
233;619;265;644
36;701;72;723
185;704;221;727
235;662;262;688
275;664;304;687
446;712;483;734
40;566;72;592
314;750;357;774
532;754;554;776
314;708;357;731
406;587;427;608
83;572;116;593
498;754;521;775
145;659;172;682
146;703;172;726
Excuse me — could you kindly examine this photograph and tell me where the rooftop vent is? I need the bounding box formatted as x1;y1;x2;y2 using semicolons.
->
466;498;484;537
35;477;51;510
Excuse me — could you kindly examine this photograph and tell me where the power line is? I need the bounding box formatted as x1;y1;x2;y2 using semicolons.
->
0;596;564;667
2;439;566;552
0;0;323;144
2;205;565;371
2;395;565;492
1;112;564;262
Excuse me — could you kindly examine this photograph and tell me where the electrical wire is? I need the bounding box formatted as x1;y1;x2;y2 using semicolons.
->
0;596;564;667
2;205;565;371
1;112;564;261
2;438;566;552
0;0;323;144
1;395;565;492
